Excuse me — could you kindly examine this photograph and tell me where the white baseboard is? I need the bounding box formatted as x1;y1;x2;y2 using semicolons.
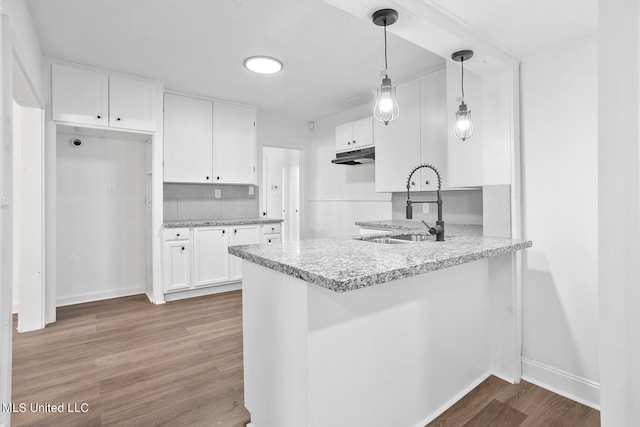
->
163;282;241;302
521;357;600;410
56;286;146;307
145;292;165;305
413;372;491;427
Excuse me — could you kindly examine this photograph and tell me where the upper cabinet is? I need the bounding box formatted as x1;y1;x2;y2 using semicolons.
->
213;102;256;184
163;94;213;183
374;69;449;193
335;117;374;152
163;93;256;185
51;63;158;132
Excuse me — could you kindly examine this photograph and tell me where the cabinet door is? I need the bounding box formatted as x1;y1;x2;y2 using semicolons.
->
228;226;260;281
193;227;229;287
351;117;374;149
374;78;422;192
109;76;157;132
164;241;192;292
213;102;256;184
164;94;214;183
335;123;353;152
52;64;108;126
420;69;448;191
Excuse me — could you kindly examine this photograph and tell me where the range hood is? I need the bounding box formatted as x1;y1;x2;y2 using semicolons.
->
331;147;375;165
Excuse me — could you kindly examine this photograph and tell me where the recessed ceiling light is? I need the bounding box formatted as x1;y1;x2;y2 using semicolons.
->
244;56;283;75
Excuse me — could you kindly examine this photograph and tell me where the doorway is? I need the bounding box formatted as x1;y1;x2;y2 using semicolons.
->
262;147;301;242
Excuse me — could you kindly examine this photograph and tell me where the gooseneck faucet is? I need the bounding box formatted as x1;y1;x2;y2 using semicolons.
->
406;164;445;241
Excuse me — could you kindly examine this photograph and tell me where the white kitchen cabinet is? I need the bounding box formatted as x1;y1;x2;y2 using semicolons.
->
228;225;260;281
193;227;229;288
163;94;214;183
52;63;157;132
374;70;449;192
375;78;422;192
335;117;373;153
52;64;108;127
164;240;192;292
109;75;157;132
213;102;256;184
262;234;281;244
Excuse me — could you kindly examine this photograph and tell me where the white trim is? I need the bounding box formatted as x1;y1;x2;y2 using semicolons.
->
413;372;491;427
307;198;391;203
11;303;17;314
521;357;600;410
163;282;241;302
55;287;146;307
145;292;164;305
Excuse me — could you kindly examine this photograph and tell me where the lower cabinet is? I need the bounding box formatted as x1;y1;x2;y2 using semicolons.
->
164;240;192;292
193;227;229;287
164;224;272;293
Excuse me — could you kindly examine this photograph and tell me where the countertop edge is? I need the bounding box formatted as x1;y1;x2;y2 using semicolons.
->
164;218;284;228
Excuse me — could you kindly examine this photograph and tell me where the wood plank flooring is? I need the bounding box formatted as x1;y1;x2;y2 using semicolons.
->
11;290;600;426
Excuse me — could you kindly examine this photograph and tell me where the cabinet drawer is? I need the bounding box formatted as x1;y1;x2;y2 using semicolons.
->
164;228;190;241
262;223;281;235
262;234;281;244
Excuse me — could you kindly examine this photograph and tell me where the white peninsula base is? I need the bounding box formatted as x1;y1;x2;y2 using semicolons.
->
242;254;519;427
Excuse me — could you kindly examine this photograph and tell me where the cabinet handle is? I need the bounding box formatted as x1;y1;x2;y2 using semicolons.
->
347;141;351;145
116;117;122;121
181;246;185;251
271;227;274;231
411;181;416;186
222;229;225;234
234;229;237;234
353;140;356;144
97;115;101;119
425;180;430;185
176;233;180;237
206;176;210;180
268;239;272;243
262;212;266;216
216;177;220;180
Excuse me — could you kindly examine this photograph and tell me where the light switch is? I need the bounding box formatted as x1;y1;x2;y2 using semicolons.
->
107;185;116;196
214;189;221;199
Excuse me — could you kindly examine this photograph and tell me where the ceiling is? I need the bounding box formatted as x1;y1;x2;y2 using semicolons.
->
26;0;444;121
428;0;597;57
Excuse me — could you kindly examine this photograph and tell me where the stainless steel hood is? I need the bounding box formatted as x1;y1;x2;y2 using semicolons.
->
331;147;375;165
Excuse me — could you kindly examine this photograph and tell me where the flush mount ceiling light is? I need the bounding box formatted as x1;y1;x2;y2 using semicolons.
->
372;8;399;126
243;56;283;75
451;49;474;141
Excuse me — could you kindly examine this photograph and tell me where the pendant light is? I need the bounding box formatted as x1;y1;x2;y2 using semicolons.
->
451;50;474;141
372;9;399;126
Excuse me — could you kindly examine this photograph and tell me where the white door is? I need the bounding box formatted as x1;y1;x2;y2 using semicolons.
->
163;94;213;183
335;122;353;152
164;241;192;292
213;102;256;184
109;75;156;132
193;227;229;287
51;64;108;126
374;78;422;192
351;117;373;149
229;226;260;281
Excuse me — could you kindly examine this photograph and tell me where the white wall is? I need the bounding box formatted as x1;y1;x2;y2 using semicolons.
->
520;36;599;407
308;104;391;238
56;133;147;305
598;0;640;424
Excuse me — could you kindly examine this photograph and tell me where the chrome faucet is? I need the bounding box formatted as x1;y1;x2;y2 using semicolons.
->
406;164;445;241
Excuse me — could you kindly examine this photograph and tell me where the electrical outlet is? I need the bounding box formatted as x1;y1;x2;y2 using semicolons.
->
214;189;221;199
107;185;116;196
248;186;254;195
422;203;430;213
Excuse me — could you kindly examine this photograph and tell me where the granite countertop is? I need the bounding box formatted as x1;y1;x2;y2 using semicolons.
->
164;218;283;228
229;227;532;293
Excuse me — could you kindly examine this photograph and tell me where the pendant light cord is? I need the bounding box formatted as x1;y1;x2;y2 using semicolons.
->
461;57;465;100
384;20;388;74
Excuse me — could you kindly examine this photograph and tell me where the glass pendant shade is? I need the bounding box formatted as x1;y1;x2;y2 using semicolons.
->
454;102;474;141
374;76;399;125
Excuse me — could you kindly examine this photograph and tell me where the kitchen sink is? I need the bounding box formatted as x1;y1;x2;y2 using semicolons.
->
368;238;410;244
391;234;432;242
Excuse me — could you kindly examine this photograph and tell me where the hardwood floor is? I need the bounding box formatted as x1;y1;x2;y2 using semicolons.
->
11;291;250;427
428;375;600;426
12;291;600;426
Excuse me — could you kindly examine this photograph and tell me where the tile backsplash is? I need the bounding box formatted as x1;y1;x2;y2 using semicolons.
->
391;189;483;225
164;183;259;221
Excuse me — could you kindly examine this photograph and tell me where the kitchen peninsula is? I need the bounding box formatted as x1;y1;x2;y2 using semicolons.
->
229;224;531;427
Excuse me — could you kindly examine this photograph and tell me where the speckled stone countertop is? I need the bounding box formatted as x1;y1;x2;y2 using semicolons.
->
164;218;283;228
229;227;532;293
